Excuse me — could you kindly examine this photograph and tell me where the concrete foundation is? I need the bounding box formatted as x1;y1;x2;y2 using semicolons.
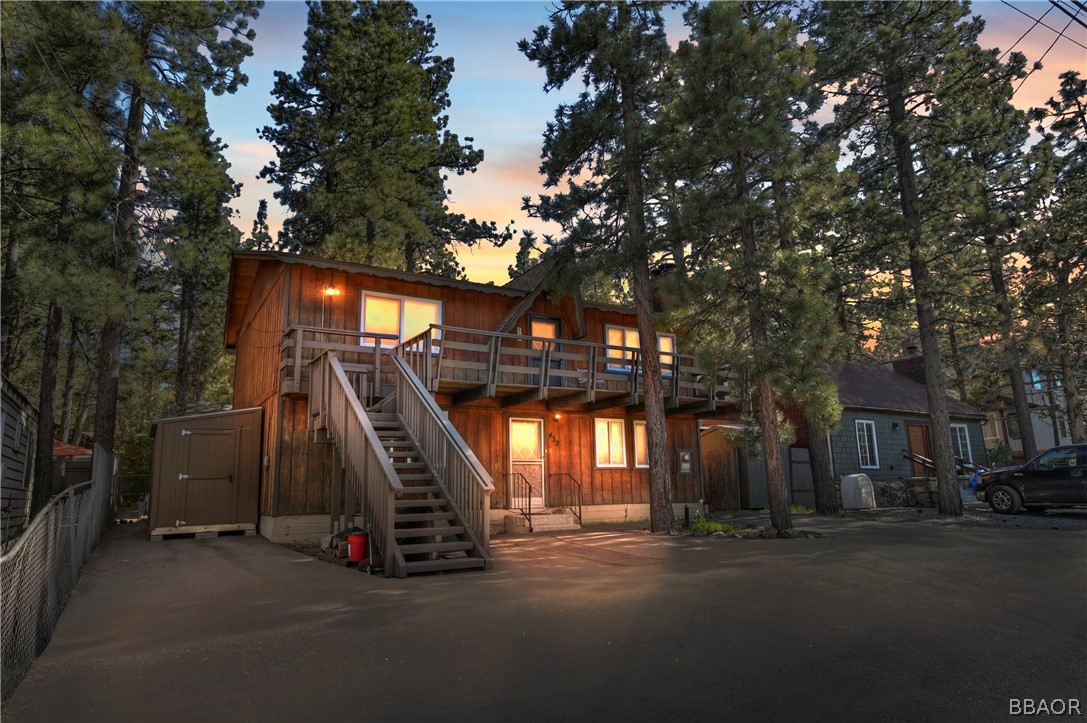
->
259;514;330;544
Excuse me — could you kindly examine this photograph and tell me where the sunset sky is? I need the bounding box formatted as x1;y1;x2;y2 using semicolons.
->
206;1;1087;284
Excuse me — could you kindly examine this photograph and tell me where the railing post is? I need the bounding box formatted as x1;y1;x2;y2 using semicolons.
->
294;328;304;394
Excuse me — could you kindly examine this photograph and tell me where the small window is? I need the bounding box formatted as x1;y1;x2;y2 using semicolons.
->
951;424;972;463
595;418;627;467
604;324;677;373
633;421;649;468
856;420;879;469
360;292;441;347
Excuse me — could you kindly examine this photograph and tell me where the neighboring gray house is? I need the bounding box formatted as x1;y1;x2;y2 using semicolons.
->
829;362;987;486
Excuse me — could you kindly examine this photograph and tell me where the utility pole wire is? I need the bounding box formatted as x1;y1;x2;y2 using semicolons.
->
1000;1;1087;50
999;3;1053;60
1049;0;1087;29
1012;10;1080;100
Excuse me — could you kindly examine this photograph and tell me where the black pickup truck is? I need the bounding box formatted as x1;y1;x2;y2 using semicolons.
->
976;444;1087;514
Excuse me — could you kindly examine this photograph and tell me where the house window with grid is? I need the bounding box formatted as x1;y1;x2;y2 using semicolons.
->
604;325;676;373
950;424;972;463
855;419;879;469
360;292;441;348
595;418;627;468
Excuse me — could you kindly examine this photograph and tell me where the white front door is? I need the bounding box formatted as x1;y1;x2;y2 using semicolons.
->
509;418;545;510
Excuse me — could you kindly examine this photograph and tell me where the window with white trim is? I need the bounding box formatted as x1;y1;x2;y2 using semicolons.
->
855;419;879;469
594;418;627;467
950;424;972;462
633;421;649;468
360;292;441;347
604;325;676;373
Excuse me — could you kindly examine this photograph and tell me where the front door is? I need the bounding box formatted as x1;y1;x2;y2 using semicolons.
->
510;418;546;510
906;424;933;477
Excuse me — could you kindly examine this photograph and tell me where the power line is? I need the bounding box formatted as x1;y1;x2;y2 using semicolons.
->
1049;0;1087;29
998;3;1053;60
1011;9;1081;100
1000;1;1087;50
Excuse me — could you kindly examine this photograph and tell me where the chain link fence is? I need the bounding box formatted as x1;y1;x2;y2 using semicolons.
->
1;476;110;700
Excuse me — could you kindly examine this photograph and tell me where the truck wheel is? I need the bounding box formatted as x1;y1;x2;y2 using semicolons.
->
988;485;1022;515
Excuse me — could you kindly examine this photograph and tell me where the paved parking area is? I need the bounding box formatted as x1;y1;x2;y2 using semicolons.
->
5;517;1086;722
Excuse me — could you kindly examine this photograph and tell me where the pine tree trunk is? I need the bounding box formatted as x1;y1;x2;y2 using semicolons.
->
1057;308;1085;442
94;40;149;494
982;224;1037;459
176;282;194;413
734;147;791;531
807;421;839;514
947;323;968;402
2;195;21;375
31;301;63;514
618;1;673;532
58;316;80;443
886;74;961;516
71;381;93;446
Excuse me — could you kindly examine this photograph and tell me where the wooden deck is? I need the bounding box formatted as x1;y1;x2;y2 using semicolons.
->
280;324;734;414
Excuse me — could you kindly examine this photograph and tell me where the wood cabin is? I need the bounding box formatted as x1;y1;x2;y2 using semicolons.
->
224;251;732;576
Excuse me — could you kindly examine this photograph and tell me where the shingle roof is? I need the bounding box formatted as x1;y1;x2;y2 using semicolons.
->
503;254;560;291
838;362;985;419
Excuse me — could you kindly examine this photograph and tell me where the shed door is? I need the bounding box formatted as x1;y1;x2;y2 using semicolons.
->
907;424;933;477
175;429;239;526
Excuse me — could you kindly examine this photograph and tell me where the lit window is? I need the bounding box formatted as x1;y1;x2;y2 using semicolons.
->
951;424;972;462
604;324;676;373
595;418;627;467
361;293;441;347
633;421;649;467
856;420;879;469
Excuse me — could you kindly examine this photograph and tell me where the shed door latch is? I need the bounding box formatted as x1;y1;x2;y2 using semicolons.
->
178;473;189;481
181;429;192;436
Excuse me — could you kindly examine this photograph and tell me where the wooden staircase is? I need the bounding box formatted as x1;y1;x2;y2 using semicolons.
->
368;412;487;575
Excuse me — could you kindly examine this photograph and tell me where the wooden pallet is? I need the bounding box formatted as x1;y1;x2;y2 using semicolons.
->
150;523;256;541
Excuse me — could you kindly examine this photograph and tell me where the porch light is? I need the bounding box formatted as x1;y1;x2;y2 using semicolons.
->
553;413;562;422
323;287;341;297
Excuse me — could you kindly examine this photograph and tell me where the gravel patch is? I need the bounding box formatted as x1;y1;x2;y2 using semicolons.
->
845;505;1087;531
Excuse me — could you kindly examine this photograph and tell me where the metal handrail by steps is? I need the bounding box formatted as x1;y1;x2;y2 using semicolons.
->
548;473;583;525
309;351;406;577
505;472;538;533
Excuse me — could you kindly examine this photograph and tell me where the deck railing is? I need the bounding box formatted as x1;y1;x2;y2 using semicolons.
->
309;351;405;577
396;324;731;406
390;354;492;554
282;326;398;401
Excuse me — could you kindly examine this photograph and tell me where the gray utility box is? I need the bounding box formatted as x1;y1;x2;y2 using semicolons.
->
841;473;876;510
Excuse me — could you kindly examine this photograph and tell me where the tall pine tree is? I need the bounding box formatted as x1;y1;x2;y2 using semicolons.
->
521;1;677;531
260;0;509;276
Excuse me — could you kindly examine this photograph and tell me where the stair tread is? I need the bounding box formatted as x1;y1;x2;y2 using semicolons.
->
395;511;457;522
399;485;440;495
395;498;449;509
398;540;474;554
395;525;465;538
402;557;486;574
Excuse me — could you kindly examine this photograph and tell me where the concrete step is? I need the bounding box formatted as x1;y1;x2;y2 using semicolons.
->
394;525;465;539
505;513;580;534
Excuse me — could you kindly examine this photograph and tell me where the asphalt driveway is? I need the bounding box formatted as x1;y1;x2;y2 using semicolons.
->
4;517;1085;722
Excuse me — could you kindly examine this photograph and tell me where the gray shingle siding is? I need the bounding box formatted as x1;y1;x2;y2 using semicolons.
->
830;410;986;480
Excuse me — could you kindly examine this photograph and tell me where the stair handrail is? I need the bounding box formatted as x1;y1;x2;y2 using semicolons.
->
388;354;493;552
549;472;583;525
505;471;538;533
310;350;404;577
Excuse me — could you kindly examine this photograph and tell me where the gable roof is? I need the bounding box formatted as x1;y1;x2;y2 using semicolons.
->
838;362;985;419
225;251;525;347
